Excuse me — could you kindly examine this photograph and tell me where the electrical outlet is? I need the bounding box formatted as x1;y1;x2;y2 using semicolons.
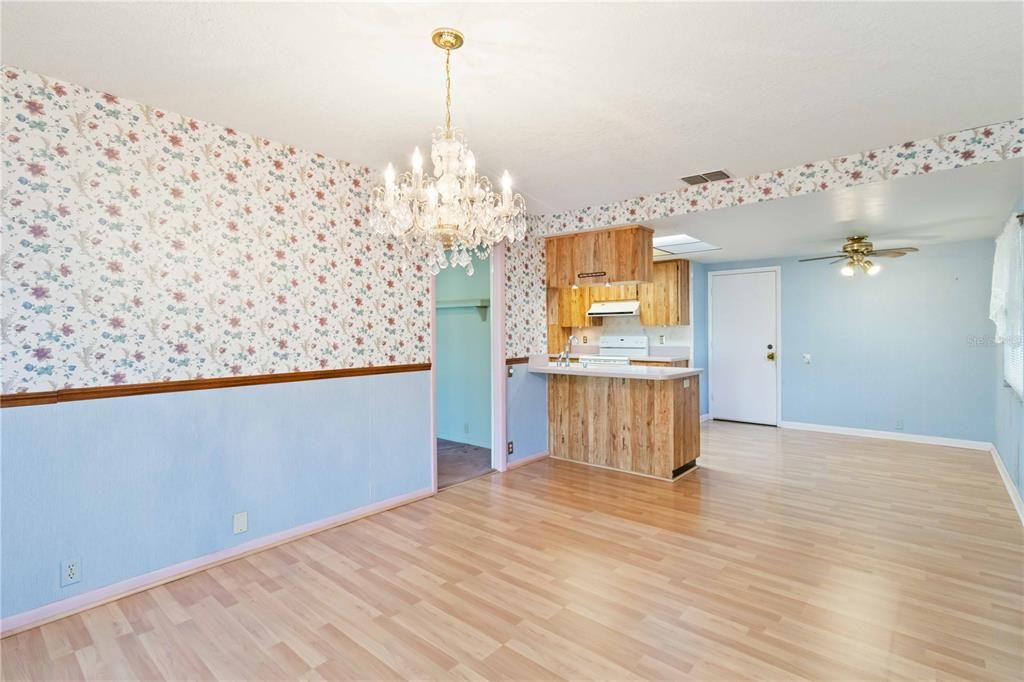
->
60;559;81;587
233;511;248;535
658;335;666;345
582;335;588;344
507;441;514;455
894;419;905;432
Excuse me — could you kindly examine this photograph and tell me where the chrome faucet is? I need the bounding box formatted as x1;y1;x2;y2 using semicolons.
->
558;336;578;367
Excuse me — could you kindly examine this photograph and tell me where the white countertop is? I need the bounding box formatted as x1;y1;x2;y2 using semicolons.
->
528;356;702;381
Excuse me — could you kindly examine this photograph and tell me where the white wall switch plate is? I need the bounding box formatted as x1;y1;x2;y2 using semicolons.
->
60;558;81;587
802;353;812;365
233;511;248;535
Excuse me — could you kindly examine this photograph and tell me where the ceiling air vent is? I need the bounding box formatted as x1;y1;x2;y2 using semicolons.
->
681;169;731;186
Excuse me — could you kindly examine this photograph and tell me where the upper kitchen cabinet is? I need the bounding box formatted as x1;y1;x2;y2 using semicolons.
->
545;234;577;288
640;259;690;326
545;225;654;288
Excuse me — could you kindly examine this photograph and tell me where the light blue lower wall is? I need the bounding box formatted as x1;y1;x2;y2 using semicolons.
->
694;239;998;442
506;364;548;462
0;371;432;619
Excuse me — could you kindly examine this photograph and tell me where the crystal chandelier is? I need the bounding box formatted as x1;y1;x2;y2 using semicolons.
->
370;28;527;276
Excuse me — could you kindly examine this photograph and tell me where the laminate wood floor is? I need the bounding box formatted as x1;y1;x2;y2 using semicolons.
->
3;421;1022;681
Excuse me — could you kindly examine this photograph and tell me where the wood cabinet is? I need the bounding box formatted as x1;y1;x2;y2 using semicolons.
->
545;235;577;288
639;259;690;326
545;225;653;288
548;373;700;480
556;286;599;329
588;283;638;302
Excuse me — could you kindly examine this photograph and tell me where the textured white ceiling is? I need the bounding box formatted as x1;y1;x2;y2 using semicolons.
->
2;2;1022;214
649;158;1024;263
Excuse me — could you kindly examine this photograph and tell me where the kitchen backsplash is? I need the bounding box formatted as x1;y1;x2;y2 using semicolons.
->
572;316;693;351
1;66;430;392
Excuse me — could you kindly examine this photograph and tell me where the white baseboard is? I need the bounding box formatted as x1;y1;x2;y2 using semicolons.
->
990;445;1024;527
506;451;549;470
779;421;992;451
700;414;712;423
0;487;433;638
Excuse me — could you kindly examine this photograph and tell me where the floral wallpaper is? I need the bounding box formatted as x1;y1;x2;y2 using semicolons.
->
503;225;546;359
2;66;430;393
4;66;1021;374
534;117;1024;234
504;116;1024;358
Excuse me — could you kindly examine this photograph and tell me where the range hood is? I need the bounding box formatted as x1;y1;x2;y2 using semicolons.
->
586;300;641;317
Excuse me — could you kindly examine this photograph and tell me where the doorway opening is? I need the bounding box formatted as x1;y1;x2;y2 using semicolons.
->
435;252;494;489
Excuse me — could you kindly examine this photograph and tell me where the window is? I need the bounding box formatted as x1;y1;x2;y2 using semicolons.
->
991;213;1023;399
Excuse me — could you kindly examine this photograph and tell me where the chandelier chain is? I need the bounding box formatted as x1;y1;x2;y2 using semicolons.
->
444;49;452;133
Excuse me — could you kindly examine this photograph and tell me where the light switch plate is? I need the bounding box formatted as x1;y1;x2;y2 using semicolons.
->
233;511;248;535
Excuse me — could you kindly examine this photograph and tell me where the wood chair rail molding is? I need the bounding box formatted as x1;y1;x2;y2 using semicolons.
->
0;363;432;408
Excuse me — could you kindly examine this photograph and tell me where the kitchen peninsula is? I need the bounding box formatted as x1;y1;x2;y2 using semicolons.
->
529;358;702;480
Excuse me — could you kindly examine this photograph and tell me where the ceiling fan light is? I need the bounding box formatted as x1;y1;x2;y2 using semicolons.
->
840;264;855;277
866;262;881;276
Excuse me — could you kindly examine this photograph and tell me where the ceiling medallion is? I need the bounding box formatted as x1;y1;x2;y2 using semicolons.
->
371;28;527;275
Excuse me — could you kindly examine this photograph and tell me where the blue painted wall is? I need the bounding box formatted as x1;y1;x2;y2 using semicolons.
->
435;257;491;448
506;365;548;462
694;239;998;442
0;371;432;619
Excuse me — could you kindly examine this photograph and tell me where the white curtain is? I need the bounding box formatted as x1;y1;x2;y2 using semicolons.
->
991;212;1023;399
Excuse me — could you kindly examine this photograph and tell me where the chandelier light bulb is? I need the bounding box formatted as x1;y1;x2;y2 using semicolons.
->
384;163;396;190
867;262;881;276
501;170;512;193
411;147;423;175
840;264;855;277
465;150;476;174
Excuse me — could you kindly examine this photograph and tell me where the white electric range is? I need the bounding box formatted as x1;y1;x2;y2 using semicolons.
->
578;335;650;366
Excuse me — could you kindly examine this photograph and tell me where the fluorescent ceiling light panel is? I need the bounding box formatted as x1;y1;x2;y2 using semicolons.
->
653;233;700;247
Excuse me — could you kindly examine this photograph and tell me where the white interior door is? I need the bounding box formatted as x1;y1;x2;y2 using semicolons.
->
709;269;779;425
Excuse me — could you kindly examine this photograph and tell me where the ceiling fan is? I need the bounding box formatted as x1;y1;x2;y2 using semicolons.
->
799;236;918;277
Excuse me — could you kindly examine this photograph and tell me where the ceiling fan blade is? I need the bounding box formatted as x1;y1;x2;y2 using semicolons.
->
798;254;844;262
868;247;919;258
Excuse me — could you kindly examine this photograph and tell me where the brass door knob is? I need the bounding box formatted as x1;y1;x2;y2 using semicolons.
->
766;351;776;361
